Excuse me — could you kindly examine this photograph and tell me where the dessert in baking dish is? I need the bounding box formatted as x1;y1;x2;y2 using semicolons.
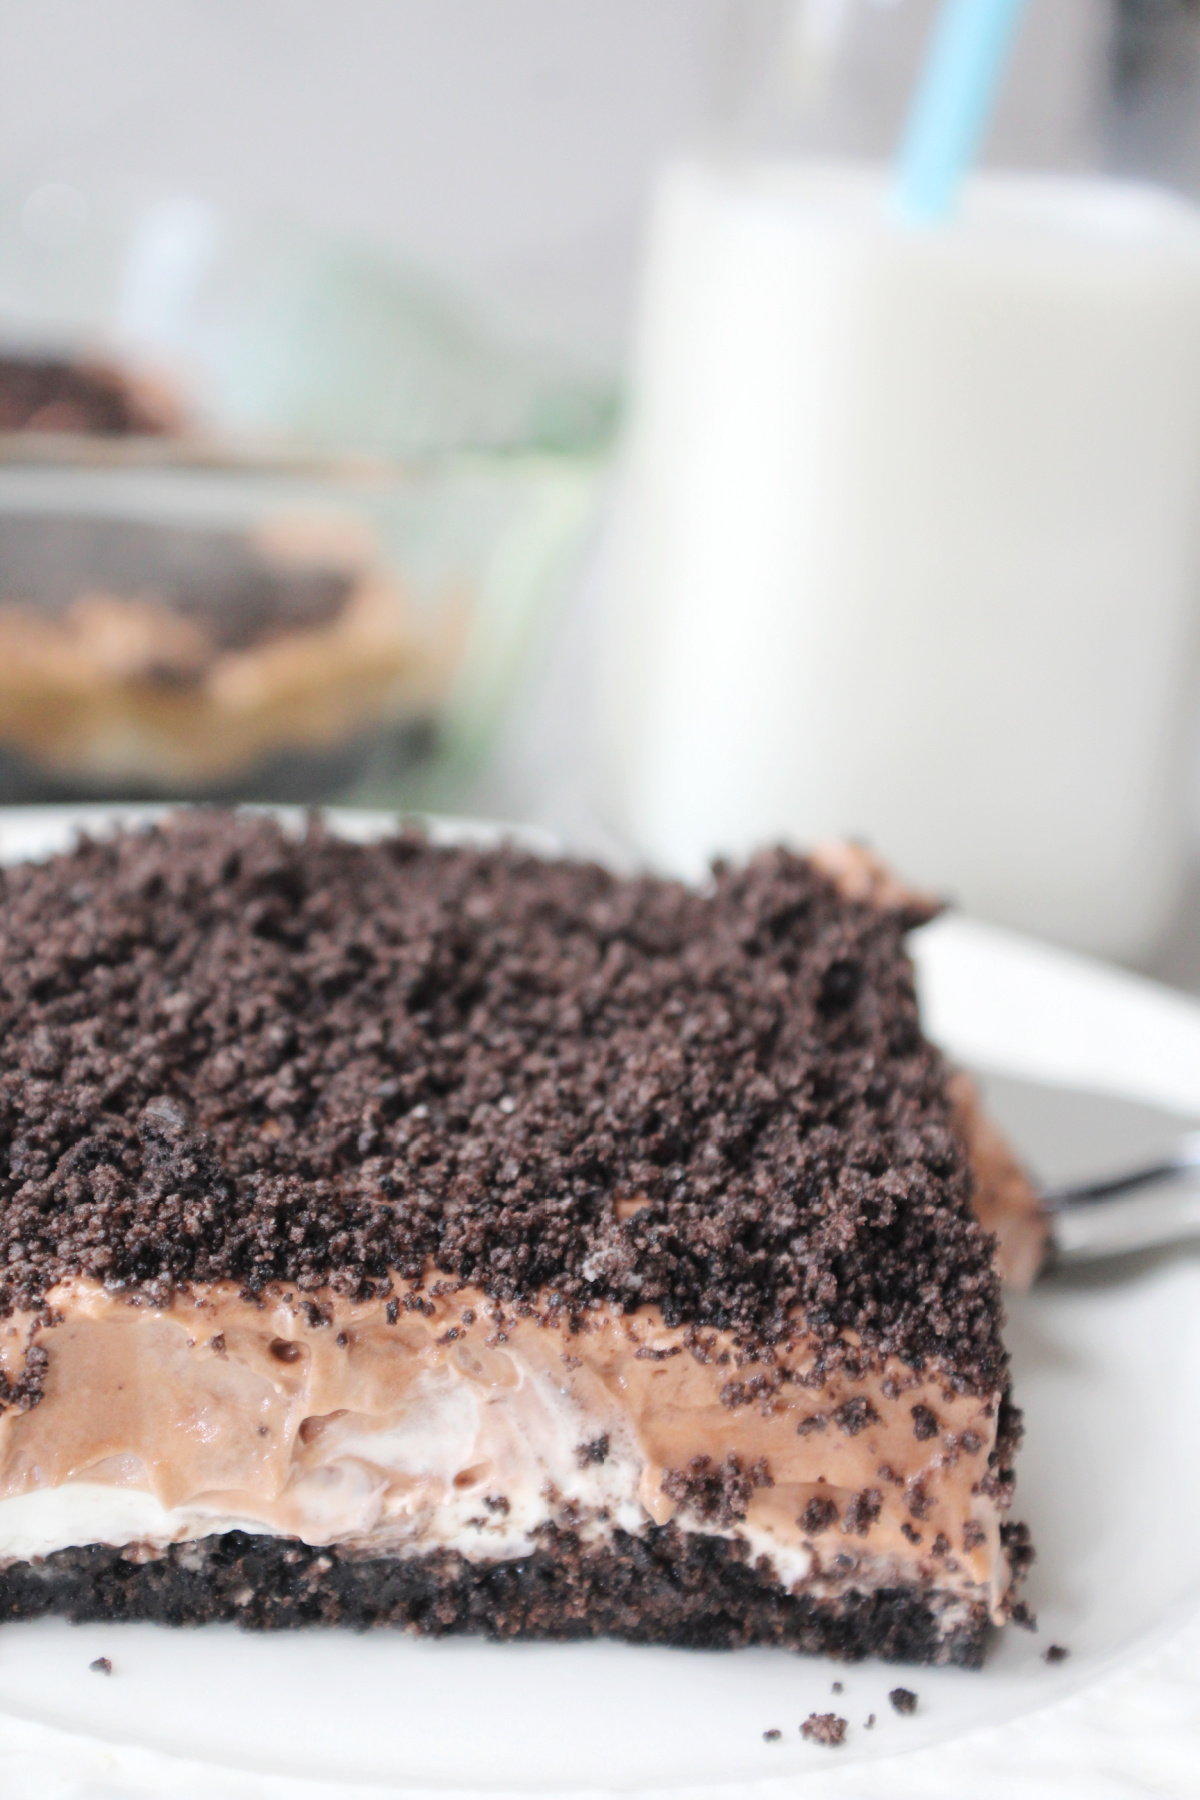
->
0;514;460;800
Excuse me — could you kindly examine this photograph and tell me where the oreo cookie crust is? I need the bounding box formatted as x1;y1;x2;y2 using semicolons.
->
0;1526;991;1668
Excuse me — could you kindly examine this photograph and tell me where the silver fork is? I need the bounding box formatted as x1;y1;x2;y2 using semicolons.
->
1042;1131;1200;1263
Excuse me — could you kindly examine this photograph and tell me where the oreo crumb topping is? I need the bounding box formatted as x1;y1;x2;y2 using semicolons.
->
910;1403;940;1440
907;1483;934;1520
841;1488;883;1536
0;1341;47;1413
575;1435;609;1469
831;1680;843;1693
832;1397;879;1436
1043;1644;1069;1664
763;1728;782;1742
800;1496;839;1534
89;1656;112;1674
662;1454;772;1526
888;1687;918;1715
721;1370;783;1409
801;1713;847;1747
864;1714;876;1729
1001;1519;1036;1586
0;813;1005;1384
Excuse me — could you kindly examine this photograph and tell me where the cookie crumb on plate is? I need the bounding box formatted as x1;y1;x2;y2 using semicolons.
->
802;1713;847;1747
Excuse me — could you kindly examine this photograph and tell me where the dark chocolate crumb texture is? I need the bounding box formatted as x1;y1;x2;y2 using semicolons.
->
802;1712;848;1747
0;810;998;1379
0;812;1027;1660
0;1528;990;1667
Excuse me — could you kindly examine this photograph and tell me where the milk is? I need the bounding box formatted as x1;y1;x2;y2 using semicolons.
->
597;164;1200;957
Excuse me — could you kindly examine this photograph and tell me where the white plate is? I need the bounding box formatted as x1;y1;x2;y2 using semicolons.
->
0;808;1198;1800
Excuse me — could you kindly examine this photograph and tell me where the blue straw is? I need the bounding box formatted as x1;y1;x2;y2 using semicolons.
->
894;0;1029;223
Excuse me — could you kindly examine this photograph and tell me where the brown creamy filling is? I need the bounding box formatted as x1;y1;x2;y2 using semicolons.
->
0;1276;1008;1616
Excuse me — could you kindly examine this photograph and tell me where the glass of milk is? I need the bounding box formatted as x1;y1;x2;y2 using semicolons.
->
596;161;1200;959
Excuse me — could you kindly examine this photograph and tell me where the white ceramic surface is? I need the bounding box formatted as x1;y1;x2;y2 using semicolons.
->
0;808;1195;1799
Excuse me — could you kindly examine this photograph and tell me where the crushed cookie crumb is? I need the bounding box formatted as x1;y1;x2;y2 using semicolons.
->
906;1481;934;1520
841;1488;882;1535
888;1688;918;1715
911;1403;940;1440
801;1713;847;1747
662;1454;772;1527
800;1495;838;1534
832;1396;880;1436
89;1656;112;1675
0;812;1006;1396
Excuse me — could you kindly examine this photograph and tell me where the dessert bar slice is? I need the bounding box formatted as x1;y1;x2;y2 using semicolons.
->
0;813;1030;1664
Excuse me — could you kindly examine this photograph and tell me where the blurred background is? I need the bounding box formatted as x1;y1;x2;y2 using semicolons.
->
1;0;1199;987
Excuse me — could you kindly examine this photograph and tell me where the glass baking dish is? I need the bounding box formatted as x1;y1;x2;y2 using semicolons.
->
0;185;612;806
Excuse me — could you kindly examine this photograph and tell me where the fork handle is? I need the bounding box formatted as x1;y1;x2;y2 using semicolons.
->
1050;1170;1200;1263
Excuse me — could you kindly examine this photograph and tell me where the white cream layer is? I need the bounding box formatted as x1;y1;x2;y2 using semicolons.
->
0;1356;817;1587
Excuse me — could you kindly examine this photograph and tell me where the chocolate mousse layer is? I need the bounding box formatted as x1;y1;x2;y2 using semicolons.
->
0;813;1028;1661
